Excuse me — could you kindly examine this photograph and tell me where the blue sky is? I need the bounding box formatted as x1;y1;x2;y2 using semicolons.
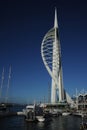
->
0;0;87;103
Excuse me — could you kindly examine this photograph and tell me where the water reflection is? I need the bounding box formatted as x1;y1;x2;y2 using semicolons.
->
37;122;45;128
0;115;81;130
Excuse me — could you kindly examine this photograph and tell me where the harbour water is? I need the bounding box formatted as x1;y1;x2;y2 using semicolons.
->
0;111;82;130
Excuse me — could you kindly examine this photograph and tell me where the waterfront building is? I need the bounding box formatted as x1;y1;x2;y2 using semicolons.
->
41;8;73;104
76;90;87;109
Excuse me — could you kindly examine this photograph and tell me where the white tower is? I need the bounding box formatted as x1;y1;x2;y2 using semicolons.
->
51;8;64;103
41;8;73;104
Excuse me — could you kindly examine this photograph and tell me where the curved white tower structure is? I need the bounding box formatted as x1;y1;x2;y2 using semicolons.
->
41;8;73;104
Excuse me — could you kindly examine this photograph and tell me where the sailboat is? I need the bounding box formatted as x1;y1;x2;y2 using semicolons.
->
0;68;4;100
0;68;7;112
5;66;11;103
0;66;12;112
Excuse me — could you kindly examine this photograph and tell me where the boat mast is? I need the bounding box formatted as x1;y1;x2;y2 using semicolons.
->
5;66;11;103
0;68;4;100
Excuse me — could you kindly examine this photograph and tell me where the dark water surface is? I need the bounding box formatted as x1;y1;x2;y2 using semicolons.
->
0;115;81;130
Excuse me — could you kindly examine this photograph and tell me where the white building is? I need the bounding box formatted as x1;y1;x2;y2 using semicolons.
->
41;8;73;104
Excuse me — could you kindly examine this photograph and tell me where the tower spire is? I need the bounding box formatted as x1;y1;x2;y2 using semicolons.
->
54;7;58;28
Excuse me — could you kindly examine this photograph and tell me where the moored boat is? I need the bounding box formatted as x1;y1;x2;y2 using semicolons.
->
0;103;7;112
49;109;59;117
62;112;71;116
23;104;37;122
22;104;52;122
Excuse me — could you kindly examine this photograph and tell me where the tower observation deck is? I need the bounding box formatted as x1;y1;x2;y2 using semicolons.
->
41;8;74;105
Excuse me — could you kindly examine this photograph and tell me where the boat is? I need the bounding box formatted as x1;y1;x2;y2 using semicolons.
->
49;109;59;117
23;104;37;122
62;112;71;116
23;104;45;122
73;110;83;117
0;103;7;112
22;104;52;122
